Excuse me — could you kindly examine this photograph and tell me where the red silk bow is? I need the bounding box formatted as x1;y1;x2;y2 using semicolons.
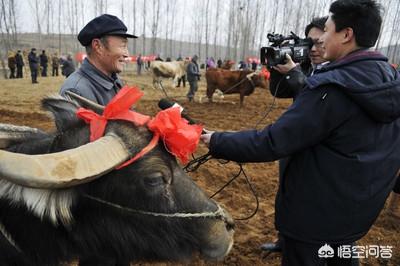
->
76;86;203;167
148;107;203;164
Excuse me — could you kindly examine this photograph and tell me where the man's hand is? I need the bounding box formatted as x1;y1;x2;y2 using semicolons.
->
273;54;297;74
200;129;214;147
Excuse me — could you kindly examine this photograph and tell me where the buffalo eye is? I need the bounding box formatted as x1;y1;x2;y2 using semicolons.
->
144;173;165;188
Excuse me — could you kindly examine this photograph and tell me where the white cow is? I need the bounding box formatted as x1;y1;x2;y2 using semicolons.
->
150;60;189;88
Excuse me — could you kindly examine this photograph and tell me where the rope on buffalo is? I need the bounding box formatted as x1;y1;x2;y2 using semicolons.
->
184;154;259;221
83;194;229;223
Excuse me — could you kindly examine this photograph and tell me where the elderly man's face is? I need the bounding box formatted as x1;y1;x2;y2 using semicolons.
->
99;36;129;74
307;27;326;65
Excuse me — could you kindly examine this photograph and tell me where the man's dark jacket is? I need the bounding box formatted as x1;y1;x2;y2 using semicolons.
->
15;53;24;67
40;53;48;67
28;52;39;70
209;50;400;244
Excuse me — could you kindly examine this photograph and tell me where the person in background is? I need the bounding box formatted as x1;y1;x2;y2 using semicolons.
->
206;57;216;69
61;54;75;78
28;48;39;84
176;55;186;88
7;51;16;79
136;54;143;75
217;58;223;68
238;60;247;70
186;55;201;102
40;50;48;77
251;60;257;71
201;0;400;265
15;50;24;78
59;14;137;105
52;52;60;76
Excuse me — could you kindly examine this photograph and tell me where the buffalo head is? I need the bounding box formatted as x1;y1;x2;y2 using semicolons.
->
0;94;234;265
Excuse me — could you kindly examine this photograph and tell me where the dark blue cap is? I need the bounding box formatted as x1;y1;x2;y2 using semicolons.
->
78;14;137;46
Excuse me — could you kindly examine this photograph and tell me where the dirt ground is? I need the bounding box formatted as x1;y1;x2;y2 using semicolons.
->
0;70;398;266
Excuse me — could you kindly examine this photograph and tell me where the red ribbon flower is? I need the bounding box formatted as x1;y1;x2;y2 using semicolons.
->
76;85;203;167
148;107;203;164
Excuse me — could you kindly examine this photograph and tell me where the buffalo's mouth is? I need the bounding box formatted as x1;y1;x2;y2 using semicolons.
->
200;206;235;260
200;228;234;261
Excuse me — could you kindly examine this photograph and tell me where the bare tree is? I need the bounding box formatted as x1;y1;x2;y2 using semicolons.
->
0;0;11;78
204;0;210;58
225;1;234;59
386;0;400;61
9;0;17;44
132;0;137;54
29;0;44;47
142;0;146;55
58;0;62;53
168;0;177;57
178;0;186;56
164;1;170;57
120;0;124;23
213;0;221;59
150;0;160;55
257;1;268;49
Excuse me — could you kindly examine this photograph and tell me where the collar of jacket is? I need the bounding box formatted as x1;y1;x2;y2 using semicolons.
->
80;58;123;91
319;49;386;73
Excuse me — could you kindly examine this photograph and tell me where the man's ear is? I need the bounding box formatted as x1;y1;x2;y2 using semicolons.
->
342;28;354;44
91;38;105;56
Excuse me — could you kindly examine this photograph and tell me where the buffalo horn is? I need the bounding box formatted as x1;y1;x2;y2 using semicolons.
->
0;134;130;188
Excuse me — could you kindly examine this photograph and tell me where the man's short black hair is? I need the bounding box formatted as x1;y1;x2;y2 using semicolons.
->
329;0;382;47
305;16;328;37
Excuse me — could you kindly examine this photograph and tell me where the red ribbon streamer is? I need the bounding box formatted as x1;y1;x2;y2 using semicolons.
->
76;85;203;167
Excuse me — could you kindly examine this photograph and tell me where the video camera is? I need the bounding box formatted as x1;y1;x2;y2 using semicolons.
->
260;31;313;68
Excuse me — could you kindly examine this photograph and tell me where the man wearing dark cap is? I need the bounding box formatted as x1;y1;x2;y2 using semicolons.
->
60;14;137;105
28;48;39;84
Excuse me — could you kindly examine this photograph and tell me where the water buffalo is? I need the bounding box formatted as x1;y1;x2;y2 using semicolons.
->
0;94;234;266
206;69;268;107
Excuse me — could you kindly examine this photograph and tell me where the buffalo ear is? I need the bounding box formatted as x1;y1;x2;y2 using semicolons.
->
42;95;83;132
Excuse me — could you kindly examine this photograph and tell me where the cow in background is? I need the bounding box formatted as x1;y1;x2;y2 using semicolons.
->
205;68;268;107
150;60;190;89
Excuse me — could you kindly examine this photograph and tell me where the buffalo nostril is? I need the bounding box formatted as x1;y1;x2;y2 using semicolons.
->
225;219;235;231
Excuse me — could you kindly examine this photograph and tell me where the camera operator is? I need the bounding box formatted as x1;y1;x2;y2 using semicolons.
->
261;16;328;254
201;0;400;265
269;16;328;99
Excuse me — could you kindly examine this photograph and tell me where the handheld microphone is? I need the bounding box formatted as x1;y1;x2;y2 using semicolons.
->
158;98;198;125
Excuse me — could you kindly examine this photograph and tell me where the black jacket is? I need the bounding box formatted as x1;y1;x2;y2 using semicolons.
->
209;50;400;244
15;53;24;67
28;52;39;69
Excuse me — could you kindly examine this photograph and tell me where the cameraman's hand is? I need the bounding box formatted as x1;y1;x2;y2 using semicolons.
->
273;54;297;74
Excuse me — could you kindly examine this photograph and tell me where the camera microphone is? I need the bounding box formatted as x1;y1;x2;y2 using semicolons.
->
158;98;198;125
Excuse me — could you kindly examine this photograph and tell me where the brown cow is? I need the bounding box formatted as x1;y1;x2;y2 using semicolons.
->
206;69;268;106
220;60;235;70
